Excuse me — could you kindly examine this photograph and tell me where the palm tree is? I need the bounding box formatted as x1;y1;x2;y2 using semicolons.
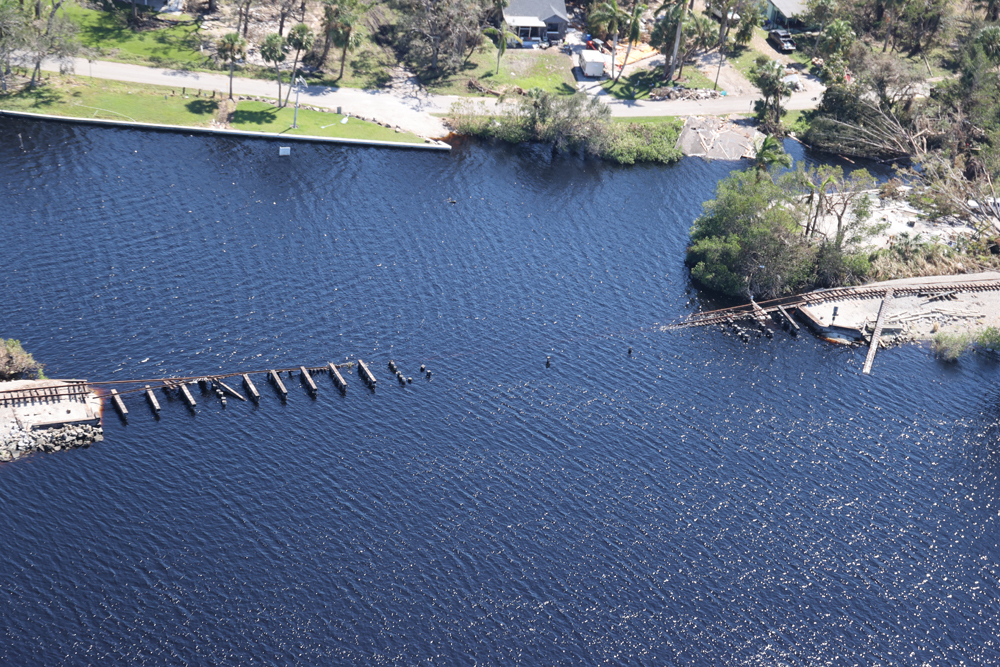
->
654;0;686;82
260;33;286;106
483;23;521;75
733;4;761;48
818;19;855;59
283;23;314;106
749;56;793;128
753;135;792;180
615;2;647;82
977;25;1000;66
589;0;630;82
217;32;247;101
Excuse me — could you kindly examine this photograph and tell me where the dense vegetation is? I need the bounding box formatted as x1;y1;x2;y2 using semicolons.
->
686;156;1000;300
0;340;44;381
450;89;683;164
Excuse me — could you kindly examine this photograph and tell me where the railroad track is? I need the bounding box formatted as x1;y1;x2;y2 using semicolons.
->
665;280;1000;330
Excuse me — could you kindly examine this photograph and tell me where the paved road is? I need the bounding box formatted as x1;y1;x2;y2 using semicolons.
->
44;57;823;137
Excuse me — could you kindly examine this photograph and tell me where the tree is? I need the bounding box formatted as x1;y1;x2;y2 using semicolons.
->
752;134;792;178
651;11;712;80
733;2;761;48
818;18;854;59
654;0;687;82
483;22;519;75
687;169;813;299
804;0;837;49
283;22;313;106
321;0;370;79
0;0;27;92
796;164;878;248
24;0;76;88
615;2;647;82
396;0;488;74
749;55;792;132
260;32;286;106
976;25;1000;67
217;31;247;101
273;0;298;34
590;0;630;84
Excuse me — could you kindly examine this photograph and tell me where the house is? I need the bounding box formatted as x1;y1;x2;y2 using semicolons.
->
504;0;569;43
765;0;806;27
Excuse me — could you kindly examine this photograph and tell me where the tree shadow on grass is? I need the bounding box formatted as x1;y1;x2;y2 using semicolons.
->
6;85;64;109
185;99;218;115
231;107;278;126
606;69;665;100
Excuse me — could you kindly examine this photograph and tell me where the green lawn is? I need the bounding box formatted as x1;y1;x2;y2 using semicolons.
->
0;76;423;143
727;43;765;81
64;2;209;68
230;101;423;143
601;64;717;99
420;46;577;96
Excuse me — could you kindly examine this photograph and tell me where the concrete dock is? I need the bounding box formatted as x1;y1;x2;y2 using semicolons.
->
0;379;101;430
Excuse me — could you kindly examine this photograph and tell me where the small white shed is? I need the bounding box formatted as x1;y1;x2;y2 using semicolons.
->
580;50;607;78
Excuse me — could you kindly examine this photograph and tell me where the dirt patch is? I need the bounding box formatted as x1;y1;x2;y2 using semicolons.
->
695;51;752;96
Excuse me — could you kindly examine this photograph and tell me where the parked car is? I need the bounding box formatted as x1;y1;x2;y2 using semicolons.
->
768;29;797;52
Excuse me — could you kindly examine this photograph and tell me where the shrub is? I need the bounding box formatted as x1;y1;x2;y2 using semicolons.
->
597;121;682;165
448;92;682;165
932;331;972;361
0;339;44;381
978;326;1000;349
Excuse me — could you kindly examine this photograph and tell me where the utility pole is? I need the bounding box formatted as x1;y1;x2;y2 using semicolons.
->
292;76;305;128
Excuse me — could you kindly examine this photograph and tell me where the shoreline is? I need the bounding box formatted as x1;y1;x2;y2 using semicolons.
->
0;109;452;151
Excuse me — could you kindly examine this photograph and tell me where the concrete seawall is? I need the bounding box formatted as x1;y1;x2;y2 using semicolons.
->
0;109;452;151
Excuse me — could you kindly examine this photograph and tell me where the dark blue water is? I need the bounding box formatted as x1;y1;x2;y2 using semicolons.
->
1;121;999;665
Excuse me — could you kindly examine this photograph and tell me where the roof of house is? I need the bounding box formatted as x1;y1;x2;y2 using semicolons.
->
769;0;806;17
504;0;569;23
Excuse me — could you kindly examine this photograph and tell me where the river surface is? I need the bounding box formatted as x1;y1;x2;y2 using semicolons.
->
1;121;999;665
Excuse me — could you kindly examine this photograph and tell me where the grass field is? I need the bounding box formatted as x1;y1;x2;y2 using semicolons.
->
0;76;423;143
601;63;717;99
65;2;209;68
230;101;423;143
420;46;577;96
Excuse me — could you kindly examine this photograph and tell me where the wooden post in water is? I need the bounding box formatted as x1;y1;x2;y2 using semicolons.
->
145;385;161;413
269;370;288;397
218;380;247;401
300;366;317;394
863;289;894;375
179;382;197;407
328;362;347;391
777;305;799;334
242;374;260;401
111;389;128;418
357;359;376;387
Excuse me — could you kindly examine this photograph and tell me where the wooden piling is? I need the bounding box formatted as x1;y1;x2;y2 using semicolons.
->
145;385;161;413
328;362;347;391
218;380;247;401
179;382;197;407
111;389;128;418
300;366;317;394
242;374;260;401
863;289;894;375
269;370;288;397
777;305;799;332
357;358;376;386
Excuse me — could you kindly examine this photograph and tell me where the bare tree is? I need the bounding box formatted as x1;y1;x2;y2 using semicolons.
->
23;0;76;88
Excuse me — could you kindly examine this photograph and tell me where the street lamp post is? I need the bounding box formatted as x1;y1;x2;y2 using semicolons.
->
292;76;305;129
